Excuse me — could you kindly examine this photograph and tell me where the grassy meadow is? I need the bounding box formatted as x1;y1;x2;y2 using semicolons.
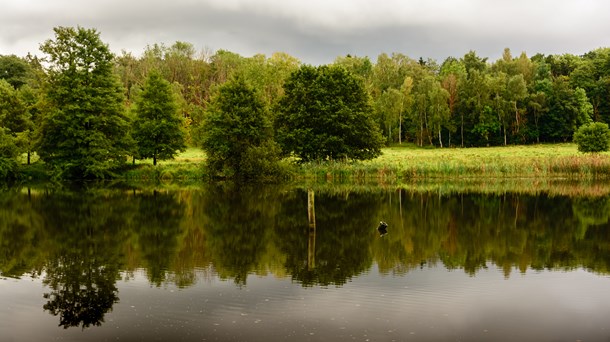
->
297;143;610;181
18;143;610;183
112;143;610;198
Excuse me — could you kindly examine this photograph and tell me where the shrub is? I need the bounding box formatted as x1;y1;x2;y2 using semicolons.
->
573;122;610;153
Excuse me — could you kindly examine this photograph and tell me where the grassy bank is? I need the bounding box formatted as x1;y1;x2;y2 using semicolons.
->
14;144;610;183
297;143;610;181
119;148;206;182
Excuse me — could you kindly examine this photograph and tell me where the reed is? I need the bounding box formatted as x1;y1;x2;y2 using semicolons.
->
121;163;206;182
295;143;610;181
15;144;610;183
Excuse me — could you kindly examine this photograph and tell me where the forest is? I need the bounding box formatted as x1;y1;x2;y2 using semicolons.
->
1;26;610;179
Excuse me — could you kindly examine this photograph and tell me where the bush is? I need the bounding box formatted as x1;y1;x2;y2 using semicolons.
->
240;140;293;180
573;122;610;153
0;157;17;179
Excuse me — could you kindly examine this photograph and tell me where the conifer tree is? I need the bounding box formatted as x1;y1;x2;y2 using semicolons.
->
132;71;186;166
38;26;131;179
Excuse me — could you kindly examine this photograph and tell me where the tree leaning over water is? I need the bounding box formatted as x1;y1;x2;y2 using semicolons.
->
132;71;186;166
38;26;132;179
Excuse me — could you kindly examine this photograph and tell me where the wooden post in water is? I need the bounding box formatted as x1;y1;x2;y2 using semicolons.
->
307;189;316;270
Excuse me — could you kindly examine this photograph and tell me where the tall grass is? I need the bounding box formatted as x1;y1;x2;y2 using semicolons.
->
17;144;610;183
297;143;610;181
121;163;206;182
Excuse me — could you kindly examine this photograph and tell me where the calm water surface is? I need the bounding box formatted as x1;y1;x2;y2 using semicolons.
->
1;183;610;341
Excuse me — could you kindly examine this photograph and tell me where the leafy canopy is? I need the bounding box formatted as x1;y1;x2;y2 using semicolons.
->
275;65;383;162
37;26;131;179
200;77;280;179
0;54;30;89
132;71;186;165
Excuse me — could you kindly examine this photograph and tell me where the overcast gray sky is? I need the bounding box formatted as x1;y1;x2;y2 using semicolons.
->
2;0;610;64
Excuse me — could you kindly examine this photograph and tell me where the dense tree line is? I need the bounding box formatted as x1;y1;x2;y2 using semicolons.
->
1;26;610;179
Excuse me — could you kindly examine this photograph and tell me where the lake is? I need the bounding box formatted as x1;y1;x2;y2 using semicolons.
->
1;181;610;341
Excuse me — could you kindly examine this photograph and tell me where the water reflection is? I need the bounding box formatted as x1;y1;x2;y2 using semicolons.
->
1;183;610;329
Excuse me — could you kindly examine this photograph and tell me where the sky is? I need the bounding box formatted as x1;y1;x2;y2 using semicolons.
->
2;0;610;65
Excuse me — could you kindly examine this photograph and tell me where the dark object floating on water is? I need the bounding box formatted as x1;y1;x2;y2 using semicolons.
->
377;221;388;236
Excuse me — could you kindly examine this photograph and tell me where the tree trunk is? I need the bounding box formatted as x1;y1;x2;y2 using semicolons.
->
27;151;31;165
514;103;519;134
153;154;157;166
438;128;443;148
461;113;464;147
398;113;402;144
419;119;424;147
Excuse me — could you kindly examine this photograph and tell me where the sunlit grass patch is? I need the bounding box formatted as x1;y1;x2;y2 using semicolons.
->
133;147;206;166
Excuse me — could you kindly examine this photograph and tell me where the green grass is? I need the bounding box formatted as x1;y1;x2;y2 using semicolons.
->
120;147;207;181
133;147;206;166
297;143;610;181
14;144;610;183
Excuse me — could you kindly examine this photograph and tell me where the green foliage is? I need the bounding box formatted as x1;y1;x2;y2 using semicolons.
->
541;77;593;142
573;122;610;153
0;156;17;180
0;79;38;164
0;79;28;133
0;54;30;89
37;26;132;179
0;127;19;158
240;140;293;180
276;65;384;162
132;71;186;165
0;128;18;179
8;31;610;178
200;77;281;179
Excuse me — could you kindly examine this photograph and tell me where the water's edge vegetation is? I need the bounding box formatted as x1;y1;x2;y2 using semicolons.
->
13;143;610;185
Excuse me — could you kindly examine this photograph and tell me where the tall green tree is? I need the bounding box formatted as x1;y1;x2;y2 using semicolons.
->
374;88;403;144
570;48;610;123
38;26;131;179
542;76;593;142
0;55;30;89
201;77;280;179
132;71;186;166
504;74;528;143
0;79;36;165
0;127;18;179
334;55;374;85
527;60;553;143
275;65;383;162
427;83;451;147
0;79;28;134
440;58;466;146
458;52;492;146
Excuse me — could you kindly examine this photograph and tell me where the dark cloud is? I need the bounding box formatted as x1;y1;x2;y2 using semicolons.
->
2;0;610;64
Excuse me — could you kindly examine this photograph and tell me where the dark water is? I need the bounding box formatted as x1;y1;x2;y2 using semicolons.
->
2;183;610;341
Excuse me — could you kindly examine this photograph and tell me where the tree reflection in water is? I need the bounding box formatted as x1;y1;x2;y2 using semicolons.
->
37;188;132;329
3;183;610;329
42;254;119;329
